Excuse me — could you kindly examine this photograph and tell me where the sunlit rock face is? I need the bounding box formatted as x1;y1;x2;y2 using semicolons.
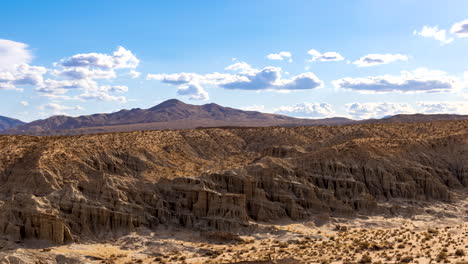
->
0;120;467;243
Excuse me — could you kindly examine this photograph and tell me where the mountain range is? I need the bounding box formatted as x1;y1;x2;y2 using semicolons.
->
2;99;468;135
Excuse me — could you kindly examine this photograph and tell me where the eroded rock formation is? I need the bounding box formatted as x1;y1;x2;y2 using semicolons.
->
0;121;467;243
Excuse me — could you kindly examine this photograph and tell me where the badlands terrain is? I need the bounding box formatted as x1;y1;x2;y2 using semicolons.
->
0;120;467;263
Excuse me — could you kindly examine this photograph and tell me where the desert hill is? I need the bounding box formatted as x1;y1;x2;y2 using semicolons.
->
5;99;355;135
0;116;24;132
0;120;466;246
4;100;468;136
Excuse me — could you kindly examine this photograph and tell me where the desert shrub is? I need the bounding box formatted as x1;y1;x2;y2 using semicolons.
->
436;251;448;262
358;254;372;264
354;240;370;250
399;256;414;263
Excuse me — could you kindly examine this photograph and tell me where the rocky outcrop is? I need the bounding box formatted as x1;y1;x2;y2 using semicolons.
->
0;120;467;243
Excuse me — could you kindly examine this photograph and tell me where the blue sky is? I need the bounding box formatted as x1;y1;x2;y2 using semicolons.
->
1;0;468;121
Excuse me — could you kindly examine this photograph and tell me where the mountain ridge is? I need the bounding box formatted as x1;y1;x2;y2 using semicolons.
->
3;99;468;135
0;116;25;132
4;99;353;135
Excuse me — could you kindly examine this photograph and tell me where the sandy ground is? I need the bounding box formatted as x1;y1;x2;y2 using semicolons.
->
0;214;467;264
1;196;467;264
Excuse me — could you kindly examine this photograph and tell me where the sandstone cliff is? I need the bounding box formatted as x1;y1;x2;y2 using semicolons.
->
0;120;467;244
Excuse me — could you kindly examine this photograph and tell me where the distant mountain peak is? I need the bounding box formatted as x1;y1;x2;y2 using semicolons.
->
6;99;467;136
149;99;188;111
0;115;25;132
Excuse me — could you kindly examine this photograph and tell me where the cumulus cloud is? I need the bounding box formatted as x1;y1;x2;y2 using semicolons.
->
99;85;128;93
59;46;139;70
147;72;202;84
333;68;461;93
413;26;454;45
36;79;128;103
20;101;29;106
76;92;127;103
417;101;468;114
147;62;323;99
0;40;138;111
176;82;209;100
275;102;335;118
266;51;292;62
450;19;468;38
74;84;128;102
35;46;139;102
52;68;116;80
36;79;98;97
241;105;265;112
308;49;344;62
221;64;323;91
0;39;33;70
0;64;47;90
40;103;85;115
346;102;415;119
224;62;257;75
353;54;408;67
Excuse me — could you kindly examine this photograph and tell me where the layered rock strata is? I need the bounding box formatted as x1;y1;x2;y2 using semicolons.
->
0;121;467;243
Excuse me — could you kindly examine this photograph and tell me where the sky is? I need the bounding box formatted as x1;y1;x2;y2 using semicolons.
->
1;0;468;121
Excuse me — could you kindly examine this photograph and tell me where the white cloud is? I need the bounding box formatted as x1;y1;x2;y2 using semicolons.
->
0;39;33;70
413;26;453;45
74;84;128;102
20;101;29;106
275;102;335;118
450;19;468;38
40;103;85;115
76;92;127;103
221;64;323;91
147;62;324;98
0;41;137;109
36;79;98;97
129;70;141;78
99;85;128;93
0;64;47;91
176;82;209;100
333;68;461;93
224;62;257;75
346;102;415;119
266;51;292;62
241;105;265;112
52;67;116;80
308;49;344;62
353;54;408;67
418;101;468;114
147;72;217;100
59;46;139;70
147;72;202;84
36;79;128;103
36;46;139;102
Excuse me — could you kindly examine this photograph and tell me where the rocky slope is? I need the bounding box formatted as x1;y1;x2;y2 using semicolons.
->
0;116;24;132
0;120;467;245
